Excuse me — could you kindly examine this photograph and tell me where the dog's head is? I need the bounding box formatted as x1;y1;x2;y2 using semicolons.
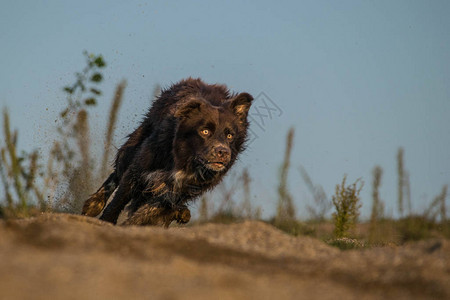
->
173;91;253;177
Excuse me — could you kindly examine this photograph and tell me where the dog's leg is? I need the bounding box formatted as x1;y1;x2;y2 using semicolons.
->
82;173;118;217
173;206;191;224
100;175;134;224
122;205;191;227
122;204;170;226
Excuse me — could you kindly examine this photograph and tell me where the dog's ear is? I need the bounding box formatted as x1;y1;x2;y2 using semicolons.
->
230;92;253;120
175;99;206;119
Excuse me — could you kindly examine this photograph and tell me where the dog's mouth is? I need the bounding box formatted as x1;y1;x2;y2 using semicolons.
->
195;157;229;172
205;161;226;171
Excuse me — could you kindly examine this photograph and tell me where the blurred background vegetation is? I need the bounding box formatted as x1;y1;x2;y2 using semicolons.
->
0;52;448;250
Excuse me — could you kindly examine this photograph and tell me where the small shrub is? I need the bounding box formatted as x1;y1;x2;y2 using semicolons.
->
332;176;363;238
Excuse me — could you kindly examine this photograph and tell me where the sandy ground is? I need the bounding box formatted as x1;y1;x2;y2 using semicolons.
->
0;213;449;300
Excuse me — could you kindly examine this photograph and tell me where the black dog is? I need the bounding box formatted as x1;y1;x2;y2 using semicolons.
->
82;78;253;226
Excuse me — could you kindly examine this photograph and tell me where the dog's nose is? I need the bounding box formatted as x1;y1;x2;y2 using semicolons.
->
214;145;230;158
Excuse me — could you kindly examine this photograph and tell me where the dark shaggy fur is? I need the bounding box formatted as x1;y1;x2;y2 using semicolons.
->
81;78;253;226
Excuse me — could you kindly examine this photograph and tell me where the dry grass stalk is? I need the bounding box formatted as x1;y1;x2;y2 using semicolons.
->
369;166;384;243
404;171;412;215
2;109;25;208
67;109;93;213
397;147;404;217
0;109;46;216
101;80;126;178
299;166;330;222
0;148;14;207
198;195;208;222
425;185;448;222
441;185;447;222
241;168;252;218
276;127;295;223
44;146;59;210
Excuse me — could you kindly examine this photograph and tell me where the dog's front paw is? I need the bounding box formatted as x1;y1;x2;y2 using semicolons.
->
174;207;191;224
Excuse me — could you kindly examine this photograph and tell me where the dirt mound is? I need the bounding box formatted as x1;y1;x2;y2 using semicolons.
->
1;213;449;299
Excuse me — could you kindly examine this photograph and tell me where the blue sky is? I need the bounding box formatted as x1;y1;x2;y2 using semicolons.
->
1;0;449;219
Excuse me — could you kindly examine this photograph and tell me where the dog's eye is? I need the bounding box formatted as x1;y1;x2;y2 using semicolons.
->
227;133;233;140
200;129;210;136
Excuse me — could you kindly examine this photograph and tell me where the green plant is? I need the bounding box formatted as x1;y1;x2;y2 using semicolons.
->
49;52;107;213
0;109;45;217
332;176;363;238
